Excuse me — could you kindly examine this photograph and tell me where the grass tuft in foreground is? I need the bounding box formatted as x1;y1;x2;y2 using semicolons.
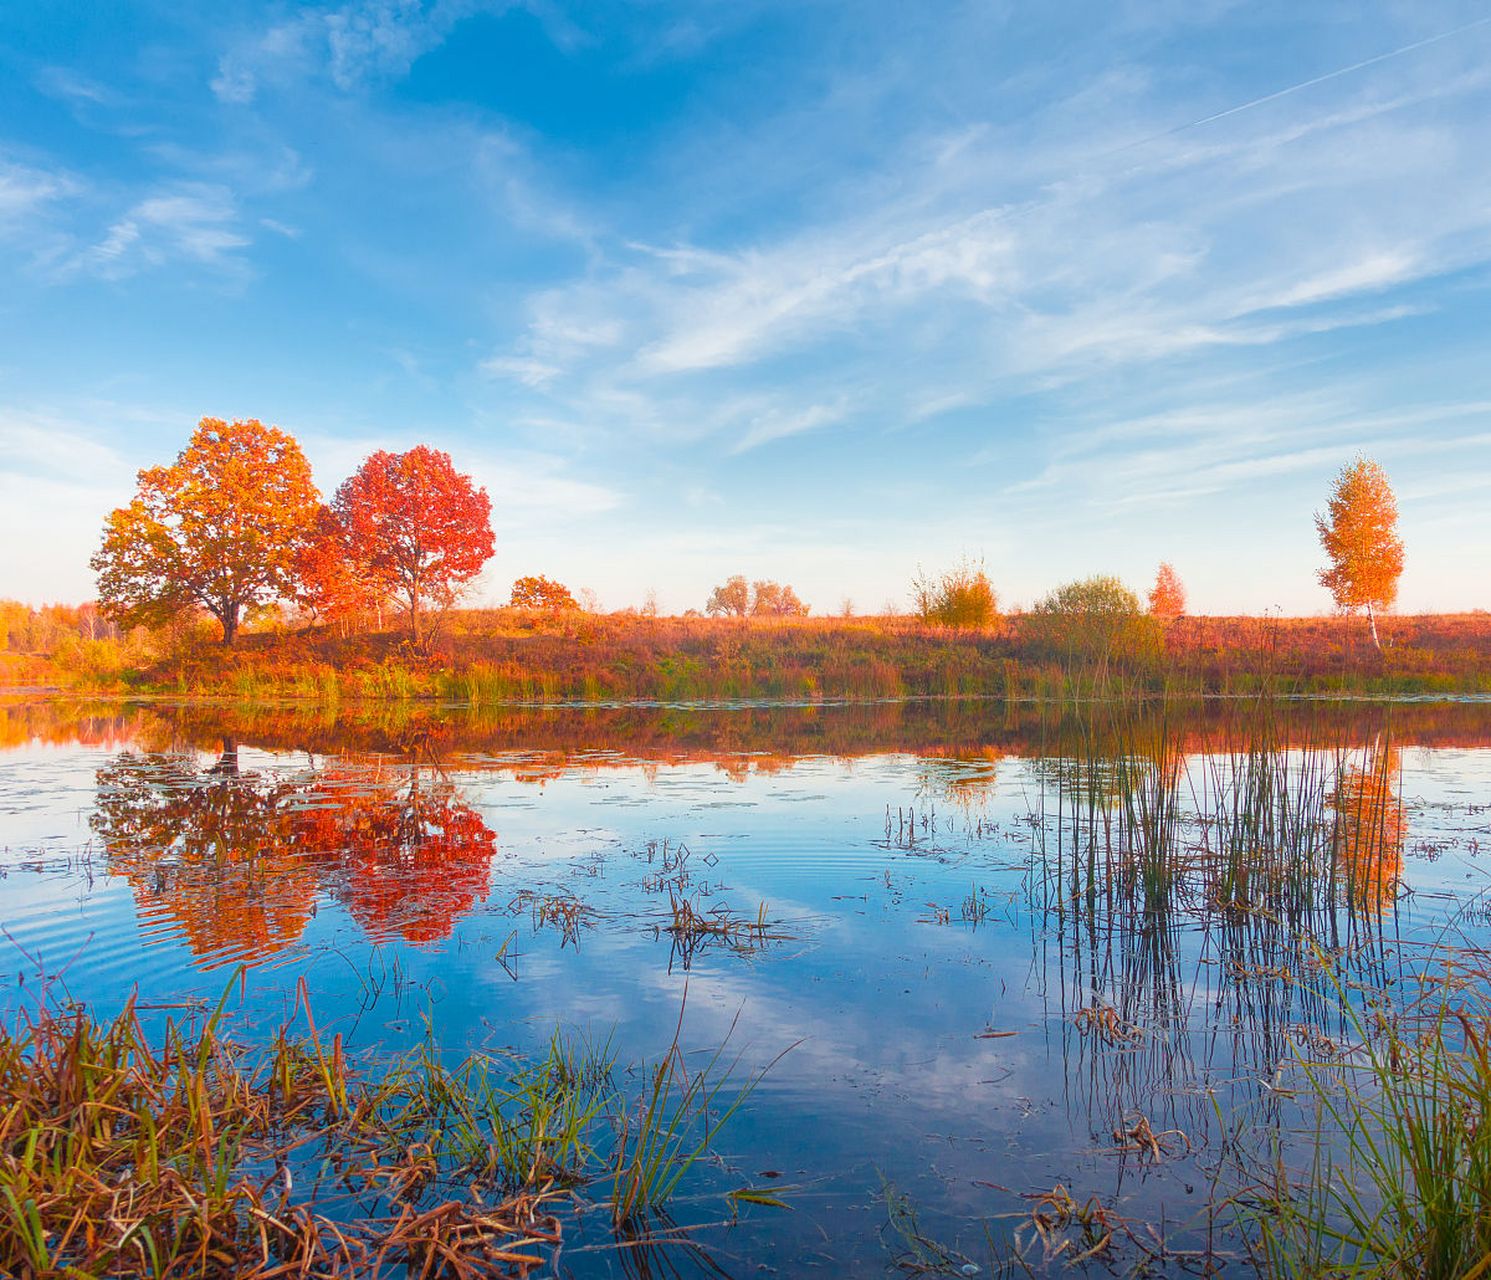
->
0;977;773;1278
1245;956;1491;1279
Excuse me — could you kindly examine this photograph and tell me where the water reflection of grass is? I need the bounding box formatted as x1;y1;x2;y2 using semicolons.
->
0;973;775;1278
999;699;1491;1274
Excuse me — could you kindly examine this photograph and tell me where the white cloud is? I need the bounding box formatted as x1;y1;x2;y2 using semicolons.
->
212;0;511;103
66;183;250;279
732;401;850;453
0;156;79;226
480;355;561;388
210;60;258;105
1250;250;1423;311
0;415;128;484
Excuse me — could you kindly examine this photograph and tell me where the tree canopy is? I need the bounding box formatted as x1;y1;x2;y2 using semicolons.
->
91;418;320;645
1147;562;1186;619
750;580;809;617
705;576;751;617
511;575;578;612
706;575;809;617
1316;456;1404;649
334;446;495;645
295;506;388;631
1026;574;1157;666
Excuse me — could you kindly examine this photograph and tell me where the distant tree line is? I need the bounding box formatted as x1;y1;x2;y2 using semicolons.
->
705;575;810;617
902;456;1402;653
85;423;1406;657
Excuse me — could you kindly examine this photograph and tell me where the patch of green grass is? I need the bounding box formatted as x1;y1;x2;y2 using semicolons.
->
1246;960;1491;1278
0;973;781;1277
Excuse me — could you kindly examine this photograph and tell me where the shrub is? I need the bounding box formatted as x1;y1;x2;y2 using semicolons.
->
1024;574;1159;666
912;558;999;629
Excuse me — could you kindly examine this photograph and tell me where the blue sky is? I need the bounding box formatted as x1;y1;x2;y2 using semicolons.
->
2;1;1489;614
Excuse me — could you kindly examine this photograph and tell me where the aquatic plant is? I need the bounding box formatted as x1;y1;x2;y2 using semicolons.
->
1246;959;1491;1278
0;975;776;1277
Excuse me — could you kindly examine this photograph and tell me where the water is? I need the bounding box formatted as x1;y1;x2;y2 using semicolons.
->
3;696;1491;1274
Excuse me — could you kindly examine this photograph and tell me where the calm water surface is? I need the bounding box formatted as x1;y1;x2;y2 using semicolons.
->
3;697;1490;1275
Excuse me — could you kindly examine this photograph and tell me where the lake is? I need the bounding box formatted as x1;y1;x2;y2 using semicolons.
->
3;696;1490;1275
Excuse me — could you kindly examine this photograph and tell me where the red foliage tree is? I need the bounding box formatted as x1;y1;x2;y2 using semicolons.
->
295;506;387;633
333;447;495;645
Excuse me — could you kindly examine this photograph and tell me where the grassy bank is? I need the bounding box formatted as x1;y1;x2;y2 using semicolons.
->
9;609;1491;702
0;977;768;1278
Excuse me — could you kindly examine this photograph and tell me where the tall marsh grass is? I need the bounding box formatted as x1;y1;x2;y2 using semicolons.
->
1249;964;1491;1278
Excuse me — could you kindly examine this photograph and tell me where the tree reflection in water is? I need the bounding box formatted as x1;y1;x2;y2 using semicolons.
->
1331;741;1406;913
92;742;498;967
292;765;498;945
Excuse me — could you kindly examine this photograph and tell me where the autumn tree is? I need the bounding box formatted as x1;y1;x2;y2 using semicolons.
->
334;446;494;646
1147;562;1186;618
1316;456;1404;651
510;575;578;612
295;506;387;633
706;575;751;617
91;418;320;645
750;580;810;616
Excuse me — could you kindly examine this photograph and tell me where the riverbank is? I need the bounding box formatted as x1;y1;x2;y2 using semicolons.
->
7;610;1491;701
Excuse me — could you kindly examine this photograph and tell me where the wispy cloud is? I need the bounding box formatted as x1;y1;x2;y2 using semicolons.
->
63;183;250;280
212;0;514;103
473;9;1491;496
0;154;80;226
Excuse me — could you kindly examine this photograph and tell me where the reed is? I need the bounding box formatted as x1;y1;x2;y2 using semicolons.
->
609;1007;772;1227
1246;958;1491;1278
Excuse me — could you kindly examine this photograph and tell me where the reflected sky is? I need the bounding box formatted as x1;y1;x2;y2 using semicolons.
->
2;699;1490;1274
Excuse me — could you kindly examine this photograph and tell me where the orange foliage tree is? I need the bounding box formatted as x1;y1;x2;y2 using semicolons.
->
333;446;495;646
510;575;578;612
91;418;320;645
705;575;751;617
1316;456;1404;650
912;558;998;629
750;580;810;616
1147;562;1186;618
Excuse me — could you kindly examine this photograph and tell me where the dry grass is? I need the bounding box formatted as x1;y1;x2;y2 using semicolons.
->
0;974;774;1278
15;604;1491;699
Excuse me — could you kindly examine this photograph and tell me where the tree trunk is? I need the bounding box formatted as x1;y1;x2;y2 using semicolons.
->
221;604;239;647
1367;605;1381;652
